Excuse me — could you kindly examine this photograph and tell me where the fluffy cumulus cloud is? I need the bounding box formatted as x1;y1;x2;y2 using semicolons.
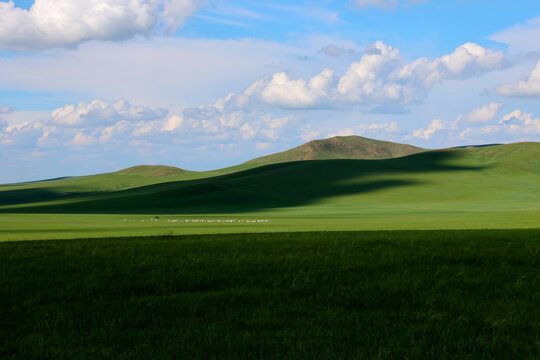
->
411;103;505;142
0;0;202;50
337;41;402;103
461;102;504;124
181;93;295;141
152;41;505;114
497;109;540;134
408;104;540;145
0;96;297;151
495;60;540;97
412;119;444;140
260;69;336;109
0;120;43;147
462;109;540;141
49;99;167;127
235;41;509;110
394;42;509;90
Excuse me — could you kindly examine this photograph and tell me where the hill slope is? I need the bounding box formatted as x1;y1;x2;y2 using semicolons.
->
0;165;201;207
244;136;425;167
0;136;424;206
2;142;539;215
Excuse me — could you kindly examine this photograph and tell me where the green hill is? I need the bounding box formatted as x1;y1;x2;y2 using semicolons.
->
0;165;202;207
0;136;425;207
2;142;539;216
244;135;425;167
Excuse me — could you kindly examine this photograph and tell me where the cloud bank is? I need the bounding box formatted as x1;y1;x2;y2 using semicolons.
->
50;99;167;127
206;41;509;111
0;0;202;50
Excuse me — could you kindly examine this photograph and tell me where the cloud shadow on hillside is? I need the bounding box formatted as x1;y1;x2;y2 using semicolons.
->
0;151;485;214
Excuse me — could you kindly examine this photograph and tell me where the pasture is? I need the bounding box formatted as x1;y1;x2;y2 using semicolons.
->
1;230;539;359
1;142;539;359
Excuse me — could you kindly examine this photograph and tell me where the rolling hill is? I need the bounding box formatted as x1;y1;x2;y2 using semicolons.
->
1;142;539;216
0;136;425;207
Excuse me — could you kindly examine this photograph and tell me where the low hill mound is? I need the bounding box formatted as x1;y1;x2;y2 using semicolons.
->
244;136;424;166
115;165;193;177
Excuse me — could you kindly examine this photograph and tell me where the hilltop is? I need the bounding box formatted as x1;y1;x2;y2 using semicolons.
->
244;136;425;167
114;165;194;177
0;136;425;205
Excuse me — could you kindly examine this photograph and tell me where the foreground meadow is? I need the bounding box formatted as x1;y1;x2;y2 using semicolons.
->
1;230;538;359
2;209;540;241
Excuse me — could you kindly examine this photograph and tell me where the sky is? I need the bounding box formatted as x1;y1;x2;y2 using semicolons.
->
1;0;540;183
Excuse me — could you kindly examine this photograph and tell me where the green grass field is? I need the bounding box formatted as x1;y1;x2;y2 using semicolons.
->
1;230;539;359
1;139;539;358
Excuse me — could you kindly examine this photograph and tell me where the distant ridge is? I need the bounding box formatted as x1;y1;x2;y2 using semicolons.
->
244;136;425;166
451;144;503;149
115;165;194;177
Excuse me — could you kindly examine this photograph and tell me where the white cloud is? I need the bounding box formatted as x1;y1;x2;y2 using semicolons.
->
50;99;167;127
498;109;540;134
178;41;506;113
458;128;471;140
495;60;540;97
239;122;257;140
68;132;96;146
260;69;335;109
248;41;508;108
412;119;444;140
337;41;402;103
99;121;129;143
499;109;532;124
0;120;43;147
462;102;504;124
161;115;184;132
394;43;508;90
455;109;540;143
0;0;203;51
131;122;156;137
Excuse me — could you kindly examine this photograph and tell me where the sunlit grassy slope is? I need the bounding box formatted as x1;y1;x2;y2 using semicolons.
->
1;142;538;213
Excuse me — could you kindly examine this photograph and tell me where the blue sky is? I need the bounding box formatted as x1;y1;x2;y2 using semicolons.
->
1;0;540;182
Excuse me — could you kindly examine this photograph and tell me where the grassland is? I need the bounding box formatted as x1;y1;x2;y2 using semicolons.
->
1;139;539;358
1;142;539;242
1;230;538;359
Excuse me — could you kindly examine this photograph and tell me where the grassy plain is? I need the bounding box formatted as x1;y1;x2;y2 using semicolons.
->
1;142;539;241
0;141;539;358
1;230;539;359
